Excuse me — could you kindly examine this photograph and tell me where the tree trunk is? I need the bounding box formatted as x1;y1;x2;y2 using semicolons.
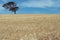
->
14;11;16;14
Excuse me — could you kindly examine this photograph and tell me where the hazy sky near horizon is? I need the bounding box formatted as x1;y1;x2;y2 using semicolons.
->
0;0;60;14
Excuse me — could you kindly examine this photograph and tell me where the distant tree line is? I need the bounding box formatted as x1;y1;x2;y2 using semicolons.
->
2;1;19;14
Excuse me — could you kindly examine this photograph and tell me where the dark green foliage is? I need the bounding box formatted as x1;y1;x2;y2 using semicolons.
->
2;2;19;14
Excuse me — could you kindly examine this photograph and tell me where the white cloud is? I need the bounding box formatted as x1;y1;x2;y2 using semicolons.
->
52;0;60;7
20;0;60;8
0;0;7;12
0;0;14;12
1;0;14;3
0;4;4;11
1;0;8;3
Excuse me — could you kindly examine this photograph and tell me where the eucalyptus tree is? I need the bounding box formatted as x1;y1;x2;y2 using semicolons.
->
2;2;19;14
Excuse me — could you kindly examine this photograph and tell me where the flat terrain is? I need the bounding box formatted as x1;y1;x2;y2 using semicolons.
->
0;14;60;40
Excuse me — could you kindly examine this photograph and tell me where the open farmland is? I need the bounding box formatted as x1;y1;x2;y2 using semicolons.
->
0;14;60;40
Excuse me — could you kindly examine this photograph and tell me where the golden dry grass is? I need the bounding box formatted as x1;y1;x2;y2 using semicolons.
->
0;14;60;40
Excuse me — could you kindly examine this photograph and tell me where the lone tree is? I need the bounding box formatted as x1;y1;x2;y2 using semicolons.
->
2;2;19;14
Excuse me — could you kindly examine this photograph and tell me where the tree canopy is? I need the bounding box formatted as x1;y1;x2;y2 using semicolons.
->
2;2;19;14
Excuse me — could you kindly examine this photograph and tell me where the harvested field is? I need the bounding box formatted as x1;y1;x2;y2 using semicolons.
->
0;14;60;40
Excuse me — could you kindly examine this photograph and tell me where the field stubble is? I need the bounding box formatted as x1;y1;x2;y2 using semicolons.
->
0;14;60;40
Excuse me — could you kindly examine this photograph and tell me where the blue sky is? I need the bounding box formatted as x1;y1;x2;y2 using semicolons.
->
0;0;60;14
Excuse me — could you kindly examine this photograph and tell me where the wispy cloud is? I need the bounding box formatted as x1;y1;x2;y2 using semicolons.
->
0;0;7;12
20;0;60;8
0;0;14;13
1;0;14;3
52;0;60;7
0;4;4;11
0;0;60;13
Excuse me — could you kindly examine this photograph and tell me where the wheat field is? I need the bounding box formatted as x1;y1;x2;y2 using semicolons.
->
0;14;60;40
